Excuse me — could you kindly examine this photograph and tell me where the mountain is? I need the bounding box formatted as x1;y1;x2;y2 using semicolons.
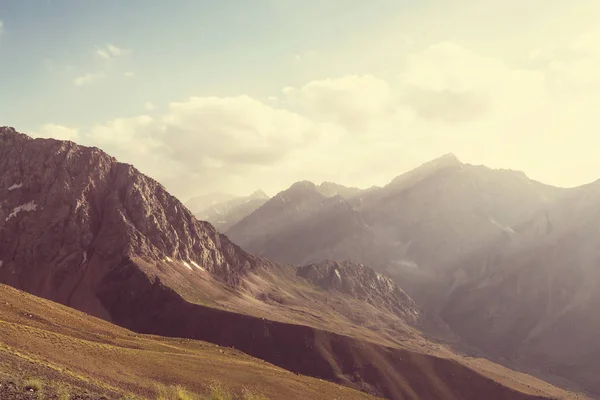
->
225;154;600;396
317;181;363;198
227;155;562;301
185;191;238;214
439;180;600;396
0;127;584;400
227;181;375;265
194;190;269;231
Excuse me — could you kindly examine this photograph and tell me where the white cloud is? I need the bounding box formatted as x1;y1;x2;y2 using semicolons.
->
400;42;546;122
74;72;105;86
543;27;600;90
95;44;129;60
283;75;397;132
0;20;4;35
67;95;329;198
144;102;156;111
34;124;79;141
570;27;600;57
124;71;135;78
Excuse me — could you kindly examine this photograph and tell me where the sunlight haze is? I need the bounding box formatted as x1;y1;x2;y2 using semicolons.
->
1;0;599;199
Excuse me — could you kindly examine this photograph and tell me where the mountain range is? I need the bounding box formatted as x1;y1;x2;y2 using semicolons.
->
0;126;591;399
224;152;600;397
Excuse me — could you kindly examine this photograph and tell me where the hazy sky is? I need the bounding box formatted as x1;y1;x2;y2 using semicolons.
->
1;0;600;199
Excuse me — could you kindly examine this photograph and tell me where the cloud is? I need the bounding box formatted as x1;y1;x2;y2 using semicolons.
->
543;27;600;90
67;95;330;198
40;22;600;199
74;72;105;86
399;42;546;122
283;75;397;132
570;27;600;57
124;71;135;78
95;44;129;60
0;20;4;35
49;44;553;197
33;124;79;141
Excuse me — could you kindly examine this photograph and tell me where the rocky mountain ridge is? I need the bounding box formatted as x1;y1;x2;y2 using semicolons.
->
0;126;260;318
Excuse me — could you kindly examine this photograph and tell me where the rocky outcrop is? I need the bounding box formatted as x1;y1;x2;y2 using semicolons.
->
297;260;419;323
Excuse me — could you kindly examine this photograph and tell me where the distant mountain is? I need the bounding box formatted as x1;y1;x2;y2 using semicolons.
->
440;180;600;395
0;127;574;400
228;154;561;289
317;181;363;198
185;191;238;215
193;190;269;231
227;181;375;265
225;154;600;396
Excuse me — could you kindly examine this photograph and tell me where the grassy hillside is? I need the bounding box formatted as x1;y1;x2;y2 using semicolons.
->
0;284;380;400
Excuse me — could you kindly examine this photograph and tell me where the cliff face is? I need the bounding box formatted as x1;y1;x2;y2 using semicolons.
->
0;126;260;318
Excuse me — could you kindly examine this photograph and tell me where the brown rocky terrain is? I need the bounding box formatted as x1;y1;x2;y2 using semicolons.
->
0;127;586;400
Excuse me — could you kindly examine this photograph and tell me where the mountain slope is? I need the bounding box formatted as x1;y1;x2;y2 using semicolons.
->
229;154;561;277
0;127;583;400
440;180;600;396
0;283;379;400
297;260;418;322
225;154;600;396
0;127;260;320
227;181;377;265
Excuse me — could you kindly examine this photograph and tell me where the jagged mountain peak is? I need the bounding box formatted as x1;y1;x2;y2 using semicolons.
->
0;128;262;317
1;126;27;139
249;189;269;199
387;153;463;189
287;180;318;192
317;181;362;198
273;180;323;204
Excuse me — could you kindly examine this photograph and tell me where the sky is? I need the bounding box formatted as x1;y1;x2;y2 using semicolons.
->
1;0;600;200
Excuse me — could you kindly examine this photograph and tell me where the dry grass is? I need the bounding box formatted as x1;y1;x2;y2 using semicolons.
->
0;284;379;400
154;383;270;400
22;378;44;398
